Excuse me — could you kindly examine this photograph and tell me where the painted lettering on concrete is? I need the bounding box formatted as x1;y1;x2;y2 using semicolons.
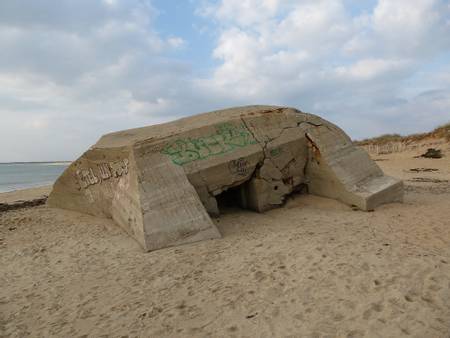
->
76;168;99;189
76;159;129;189
269;147;282;157
161;123;257;165
229;157;250;176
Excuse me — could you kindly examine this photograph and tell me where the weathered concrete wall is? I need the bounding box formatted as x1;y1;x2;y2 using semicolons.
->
305;124;403;210
48;105;403;251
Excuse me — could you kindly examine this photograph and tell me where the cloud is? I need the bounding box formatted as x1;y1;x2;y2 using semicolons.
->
197;0;450;138
0;0;449;161
0;0;195;161
198;0;283;27
334;58;414;81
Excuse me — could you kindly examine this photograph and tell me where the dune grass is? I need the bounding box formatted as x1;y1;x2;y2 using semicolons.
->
357;122;450;145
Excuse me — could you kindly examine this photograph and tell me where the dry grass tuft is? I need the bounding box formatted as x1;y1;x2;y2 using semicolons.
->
433;123;450;141
356;122;450;145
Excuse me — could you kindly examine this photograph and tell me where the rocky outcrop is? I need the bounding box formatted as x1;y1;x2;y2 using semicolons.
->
48;106;403;251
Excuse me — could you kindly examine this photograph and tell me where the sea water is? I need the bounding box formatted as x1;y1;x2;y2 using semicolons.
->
0;163;69;193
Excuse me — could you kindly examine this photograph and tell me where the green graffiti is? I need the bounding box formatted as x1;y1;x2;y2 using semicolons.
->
161;122;257;165
270;147;282;157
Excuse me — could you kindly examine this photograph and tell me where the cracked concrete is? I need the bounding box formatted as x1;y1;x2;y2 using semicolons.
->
48;105;403;251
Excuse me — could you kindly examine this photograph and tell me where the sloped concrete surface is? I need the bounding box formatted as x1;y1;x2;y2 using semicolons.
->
48;105;403;251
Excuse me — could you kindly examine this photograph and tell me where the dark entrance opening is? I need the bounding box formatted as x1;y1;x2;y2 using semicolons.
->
216;184;248;213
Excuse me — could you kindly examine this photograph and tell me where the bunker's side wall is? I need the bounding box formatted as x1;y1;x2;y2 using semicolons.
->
305;123;403;210
47;106;404;252
47;147;147;248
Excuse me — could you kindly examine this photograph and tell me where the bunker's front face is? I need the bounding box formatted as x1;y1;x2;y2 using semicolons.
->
48;105;403;251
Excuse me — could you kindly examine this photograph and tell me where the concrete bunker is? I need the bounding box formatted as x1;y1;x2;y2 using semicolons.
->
48;105;404;251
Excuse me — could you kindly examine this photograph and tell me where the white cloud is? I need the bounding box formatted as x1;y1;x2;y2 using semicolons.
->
0;0;449;161
167;37;186;49
197;0;450;138
0;0;195;161
25;117;49;130
199;0;282;26
334;58;414;81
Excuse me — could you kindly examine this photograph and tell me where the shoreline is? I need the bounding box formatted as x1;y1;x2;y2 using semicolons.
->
0;181;55;194
0;161;72;165
0;162;69;195
0;185;52;204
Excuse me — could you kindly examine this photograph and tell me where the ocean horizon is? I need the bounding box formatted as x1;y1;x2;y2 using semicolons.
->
0;162;70;193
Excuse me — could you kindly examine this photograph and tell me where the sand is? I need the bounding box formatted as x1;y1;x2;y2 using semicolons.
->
1;143;450;338
0;186;51;204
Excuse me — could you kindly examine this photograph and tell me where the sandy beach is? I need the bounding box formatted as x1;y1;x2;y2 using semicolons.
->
1;0;449;336
1;140;450;338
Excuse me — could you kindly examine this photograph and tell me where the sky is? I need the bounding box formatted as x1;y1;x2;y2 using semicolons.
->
0;0;449;162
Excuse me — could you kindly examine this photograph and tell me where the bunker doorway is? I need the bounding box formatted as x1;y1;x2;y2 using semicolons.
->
215;183;250;214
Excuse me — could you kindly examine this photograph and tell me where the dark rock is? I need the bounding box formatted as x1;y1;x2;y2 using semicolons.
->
420;148;443;159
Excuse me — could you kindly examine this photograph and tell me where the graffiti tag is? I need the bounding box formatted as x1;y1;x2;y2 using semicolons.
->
75;159;129;189
229;157;250;176
161;123;257;165
270;147;282;157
